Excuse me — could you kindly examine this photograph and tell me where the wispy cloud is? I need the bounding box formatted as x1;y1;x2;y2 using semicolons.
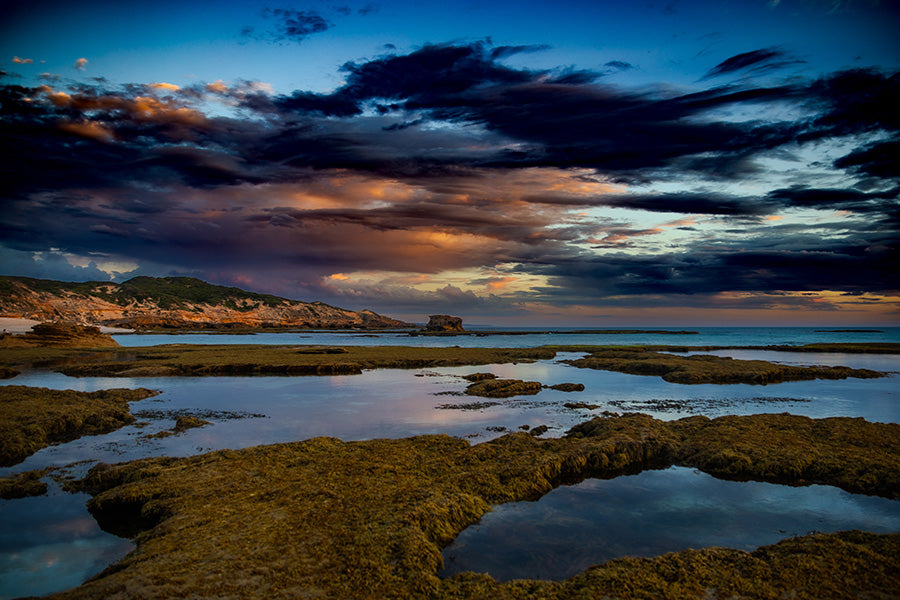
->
701;47;804;80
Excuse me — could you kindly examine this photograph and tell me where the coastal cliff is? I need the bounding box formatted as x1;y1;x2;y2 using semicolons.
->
0;276;413;330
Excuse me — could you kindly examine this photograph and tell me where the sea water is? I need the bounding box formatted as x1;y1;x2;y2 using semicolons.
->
2;328;898;597
110;326;900;348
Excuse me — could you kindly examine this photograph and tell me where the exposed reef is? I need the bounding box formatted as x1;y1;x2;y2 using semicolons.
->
0;321;119;348
144;416;212;440
563;348;885;384
548;383;584;392
0;385;159;466
0;468;49;499
465;378;544;398
0;345;556;378
1;344;886;384
53;412;900;599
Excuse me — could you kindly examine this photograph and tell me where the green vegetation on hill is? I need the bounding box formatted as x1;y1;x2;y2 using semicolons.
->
0;275;294;310
113;276;291;309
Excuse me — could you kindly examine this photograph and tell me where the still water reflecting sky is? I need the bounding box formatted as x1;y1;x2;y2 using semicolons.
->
440;466;900;581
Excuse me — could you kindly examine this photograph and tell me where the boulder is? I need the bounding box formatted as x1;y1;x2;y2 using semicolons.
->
425;315;465;332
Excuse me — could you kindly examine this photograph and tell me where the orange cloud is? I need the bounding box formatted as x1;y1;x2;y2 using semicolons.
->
206;80;229;94
149;82;180;92
484;276;518;291
12;56;33;64
58;119;115;142
74;57;88;71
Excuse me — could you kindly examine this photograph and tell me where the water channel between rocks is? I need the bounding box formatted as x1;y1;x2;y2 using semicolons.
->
439;466;900;582
1;344;898;598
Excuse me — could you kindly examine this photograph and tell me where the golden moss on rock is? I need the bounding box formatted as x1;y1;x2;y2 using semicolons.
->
0;468;49;499
0;345;556;378
51;413;900;599
465;379;544;398
0;385;159;466
563;348;885;384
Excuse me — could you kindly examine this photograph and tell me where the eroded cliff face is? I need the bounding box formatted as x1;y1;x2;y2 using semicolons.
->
0;276;413;330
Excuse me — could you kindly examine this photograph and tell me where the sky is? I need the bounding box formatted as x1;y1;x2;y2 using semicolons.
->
1;0;898;326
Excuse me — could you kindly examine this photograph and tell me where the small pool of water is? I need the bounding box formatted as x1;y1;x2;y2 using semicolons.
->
0;481;134;599
439;466;900;582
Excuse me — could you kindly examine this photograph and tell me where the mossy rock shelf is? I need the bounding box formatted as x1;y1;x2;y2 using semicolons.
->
52;412;900;599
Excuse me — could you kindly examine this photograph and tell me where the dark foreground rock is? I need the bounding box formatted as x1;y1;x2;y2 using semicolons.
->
53;412;900;599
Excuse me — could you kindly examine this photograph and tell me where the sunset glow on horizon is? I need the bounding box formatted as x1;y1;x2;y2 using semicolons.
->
1;0;898;326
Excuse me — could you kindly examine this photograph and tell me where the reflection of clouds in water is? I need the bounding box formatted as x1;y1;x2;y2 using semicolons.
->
1;538;134;597
441;466;900;582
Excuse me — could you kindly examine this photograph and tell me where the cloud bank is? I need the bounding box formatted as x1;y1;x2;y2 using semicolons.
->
1;43;897;322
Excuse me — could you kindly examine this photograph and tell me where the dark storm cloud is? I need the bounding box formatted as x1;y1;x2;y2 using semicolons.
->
259;8;331;43
3;41;899;306
6;42;896;202
522;191;773;216
767;185;899;213
834;141;900;179
701;47;802;80
536;240;900;300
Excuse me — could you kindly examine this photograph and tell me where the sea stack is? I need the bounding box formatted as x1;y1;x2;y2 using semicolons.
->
425;314;465;332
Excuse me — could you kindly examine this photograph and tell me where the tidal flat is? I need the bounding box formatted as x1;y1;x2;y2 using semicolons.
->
48;413;900;599
0;340;898;598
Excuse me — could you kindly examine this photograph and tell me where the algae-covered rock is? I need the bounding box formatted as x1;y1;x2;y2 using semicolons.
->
465;379;543;398
0;469;48;499
0;385;159;466
50;413;900;600
564;348;885;384
173;416;211;432
549;383;584;392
